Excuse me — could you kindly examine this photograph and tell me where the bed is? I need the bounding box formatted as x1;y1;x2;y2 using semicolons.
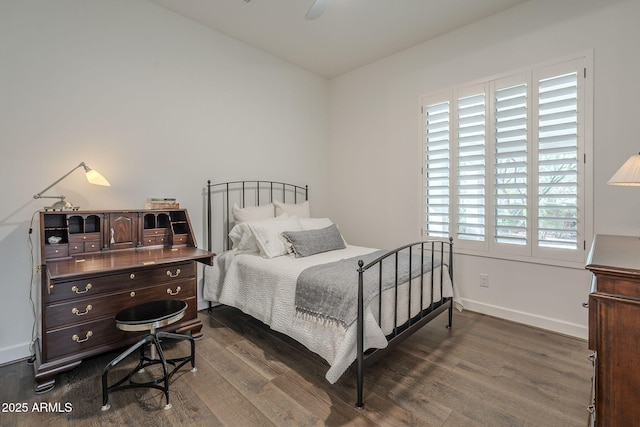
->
202;180;455;407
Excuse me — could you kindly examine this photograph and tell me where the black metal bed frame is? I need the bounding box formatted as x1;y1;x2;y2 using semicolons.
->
206;179;308;253
205;180;453;408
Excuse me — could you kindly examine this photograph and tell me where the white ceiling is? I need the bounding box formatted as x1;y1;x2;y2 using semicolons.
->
146;0;530;78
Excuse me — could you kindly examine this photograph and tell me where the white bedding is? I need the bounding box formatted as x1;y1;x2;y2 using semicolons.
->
203;245;454;383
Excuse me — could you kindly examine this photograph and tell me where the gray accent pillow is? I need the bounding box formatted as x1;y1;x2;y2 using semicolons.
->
282;224;346;257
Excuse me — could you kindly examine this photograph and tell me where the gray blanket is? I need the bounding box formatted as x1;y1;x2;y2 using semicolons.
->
295;250;440;328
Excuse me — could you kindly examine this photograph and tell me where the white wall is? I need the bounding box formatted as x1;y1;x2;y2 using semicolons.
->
328;0;640;339
0;0;329;365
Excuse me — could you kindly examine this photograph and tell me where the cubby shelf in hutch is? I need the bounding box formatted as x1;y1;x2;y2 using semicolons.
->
35;209;213;393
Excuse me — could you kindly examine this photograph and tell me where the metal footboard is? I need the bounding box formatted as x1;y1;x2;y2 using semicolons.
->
355;238;454;408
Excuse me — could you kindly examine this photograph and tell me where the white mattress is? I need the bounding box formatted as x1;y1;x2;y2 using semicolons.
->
203;245;454;383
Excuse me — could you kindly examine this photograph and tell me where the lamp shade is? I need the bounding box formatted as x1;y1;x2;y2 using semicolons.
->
608;153;640;186
84;165;110;186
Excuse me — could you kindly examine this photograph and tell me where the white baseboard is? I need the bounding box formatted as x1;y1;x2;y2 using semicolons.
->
460;298;588;340
0;341;32;367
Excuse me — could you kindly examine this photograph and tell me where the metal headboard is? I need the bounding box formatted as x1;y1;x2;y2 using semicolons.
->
206;180;309;252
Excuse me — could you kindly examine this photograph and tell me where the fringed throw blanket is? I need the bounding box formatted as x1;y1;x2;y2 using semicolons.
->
295;250;441;328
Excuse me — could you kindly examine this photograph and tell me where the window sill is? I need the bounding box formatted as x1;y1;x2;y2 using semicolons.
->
453;247;587;270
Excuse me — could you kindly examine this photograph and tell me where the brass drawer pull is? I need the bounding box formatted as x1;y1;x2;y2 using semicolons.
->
72;305;93;316
71;283;92;294
130;273;135;279
167;269;181;278
72;331;93;343
167;286;181;296
130;291;136;297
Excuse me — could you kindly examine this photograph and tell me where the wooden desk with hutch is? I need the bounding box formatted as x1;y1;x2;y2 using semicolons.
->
586;234;640;426
34;209;213;393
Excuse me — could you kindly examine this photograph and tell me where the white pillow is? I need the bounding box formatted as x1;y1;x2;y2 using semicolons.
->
299;217;333;230
232;203;275;223
247;216;303;258
273;200;310;218
228;214;290;254
228;223;260;254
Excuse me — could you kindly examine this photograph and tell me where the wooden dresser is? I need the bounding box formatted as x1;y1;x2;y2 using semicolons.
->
586;234;640;426
34;209;213;392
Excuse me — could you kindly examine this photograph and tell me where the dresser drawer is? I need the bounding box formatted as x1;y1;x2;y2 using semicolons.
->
69;233;101;243
45;244;69;259
143;229;168;237
46;262;195;303
45;279;196;329
593;274;640;299
69;240;101;254
173;234;187;245
142;235;167;246
44;295;198;361
44;316;129;360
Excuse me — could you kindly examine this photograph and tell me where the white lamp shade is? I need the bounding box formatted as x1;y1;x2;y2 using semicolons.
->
608;154;640;186
85;167;111;186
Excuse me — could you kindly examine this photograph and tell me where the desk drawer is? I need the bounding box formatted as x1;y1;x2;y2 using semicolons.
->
46;262;195;303
142;235;167;246
44;295;198;360
68;233;101;243
173;234;187;245
143;229;168;246
44;316;129;360
69;240;101;254
45;279;196;329
45;244;69;259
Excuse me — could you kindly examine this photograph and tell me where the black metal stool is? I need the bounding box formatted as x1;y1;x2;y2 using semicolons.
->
101;300;196;411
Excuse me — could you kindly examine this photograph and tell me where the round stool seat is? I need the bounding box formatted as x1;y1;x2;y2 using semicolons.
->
116;300;187;332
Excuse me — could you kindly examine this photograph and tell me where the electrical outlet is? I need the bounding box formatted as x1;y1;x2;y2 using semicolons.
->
479;273;489;287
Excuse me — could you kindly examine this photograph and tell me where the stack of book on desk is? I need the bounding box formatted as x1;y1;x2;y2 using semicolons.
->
145;198;179;209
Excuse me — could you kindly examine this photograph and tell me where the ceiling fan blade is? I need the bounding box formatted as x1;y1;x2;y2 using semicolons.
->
305;0;331;20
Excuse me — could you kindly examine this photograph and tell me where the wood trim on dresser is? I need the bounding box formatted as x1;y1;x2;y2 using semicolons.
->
35;209;213;393
586;234;640;426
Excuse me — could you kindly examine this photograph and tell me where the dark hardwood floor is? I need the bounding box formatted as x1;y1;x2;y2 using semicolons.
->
0;307;592;426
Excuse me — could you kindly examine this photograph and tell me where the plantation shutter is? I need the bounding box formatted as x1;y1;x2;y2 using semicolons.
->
424;100;451;238
537;71;579;250
456;92;486;242
422;55;589;264
493;81;528;246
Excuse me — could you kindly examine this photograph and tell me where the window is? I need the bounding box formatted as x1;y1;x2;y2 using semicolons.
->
423;56;591;264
